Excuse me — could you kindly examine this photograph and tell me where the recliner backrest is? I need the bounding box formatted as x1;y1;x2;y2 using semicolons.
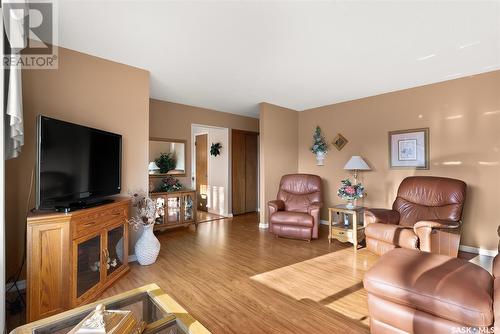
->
277;174;322;213
393;176;466;226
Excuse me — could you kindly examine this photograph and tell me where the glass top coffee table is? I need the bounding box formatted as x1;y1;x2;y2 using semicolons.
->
11;284;210;334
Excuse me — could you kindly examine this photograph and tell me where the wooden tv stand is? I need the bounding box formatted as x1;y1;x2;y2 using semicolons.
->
26;197;130;322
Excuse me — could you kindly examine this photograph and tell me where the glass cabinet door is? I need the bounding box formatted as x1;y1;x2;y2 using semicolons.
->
76;234;101;298
106;225;125;277
184;193;194;222
166;196;181;223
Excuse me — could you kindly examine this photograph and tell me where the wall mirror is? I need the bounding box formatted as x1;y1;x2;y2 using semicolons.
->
149;137;187;177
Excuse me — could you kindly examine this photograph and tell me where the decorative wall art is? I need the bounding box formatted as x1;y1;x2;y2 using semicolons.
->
389;128;429;169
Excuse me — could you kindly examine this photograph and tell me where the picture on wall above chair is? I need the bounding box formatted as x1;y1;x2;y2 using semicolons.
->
389;128;429;169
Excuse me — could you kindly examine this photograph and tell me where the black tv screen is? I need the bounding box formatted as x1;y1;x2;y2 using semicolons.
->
37;116;122;210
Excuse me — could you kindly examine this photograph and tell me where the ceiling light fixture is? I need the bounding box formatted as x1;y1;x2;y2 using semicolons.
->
458;41;480;49
416;54;436;61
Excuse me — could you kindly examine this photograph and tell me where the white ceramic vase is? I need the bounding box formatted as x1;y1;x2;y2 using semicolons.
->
346;200;355;209
135;224;160;265
316;151;326;166
115;237;124;263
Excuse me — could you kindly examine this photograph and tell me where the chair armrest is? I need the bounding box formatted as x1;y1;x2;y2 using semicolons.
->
413;219;461;231
268;200;285;212
364;208;400;225
307;202;322;214
494;254;500;279
413;220;461;253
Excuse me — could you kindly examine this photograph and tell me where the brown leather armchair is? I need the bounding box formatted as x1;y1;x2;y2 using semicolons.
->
364;176;466;257
268;174;323;241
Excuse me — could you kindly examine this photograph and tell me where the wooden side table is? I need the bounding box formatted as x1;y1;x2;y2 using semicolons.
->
328;205;365;250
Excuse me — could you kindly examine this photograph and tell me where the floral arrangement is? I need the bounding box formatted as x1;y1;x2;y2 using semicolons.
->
337;179;365;200
160;176;183;192
310;126;329;154
155;152;176;174
128;192;163;230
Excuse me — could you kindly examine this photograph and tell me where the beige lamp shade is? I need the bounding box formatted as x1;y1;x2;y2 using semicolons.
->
148;161;160;171
344;156;371;171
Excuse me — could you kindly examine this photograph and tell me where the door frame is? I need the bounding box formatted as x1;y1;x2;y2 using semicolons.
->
191;124;230;216
194;132;208;212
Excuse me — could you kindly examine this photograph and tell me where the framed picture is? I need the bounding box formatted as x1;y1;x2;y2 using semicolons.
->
389;128;429;169
332;133;348;151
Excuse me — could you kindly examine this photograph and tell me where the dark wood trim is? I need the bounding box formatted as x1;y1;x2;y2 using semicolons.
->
231;129;259;136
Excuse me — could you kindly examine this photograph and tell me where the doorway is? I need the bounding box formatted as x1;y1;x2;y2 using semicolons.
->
192;124;230;220
195;133;208;212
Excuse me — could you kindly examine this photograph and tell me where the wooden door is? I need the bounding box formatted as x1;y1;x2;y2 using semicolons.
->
232;130;259;215
195;134;208;212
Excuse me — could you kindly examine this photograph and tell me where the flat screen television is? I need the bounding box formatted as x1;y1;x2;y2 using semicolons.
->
36;116;122;211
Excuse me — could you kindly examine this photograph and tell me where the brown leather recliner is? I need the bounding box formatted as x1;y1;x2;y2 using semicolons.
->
268;174;323;241
364;248;500;334
365;176;466;257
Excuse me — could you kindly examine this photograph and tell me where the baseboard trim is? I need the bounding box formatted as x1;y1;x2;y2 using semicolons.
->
6;279;26;292
258;222;269;229
459;245;498;257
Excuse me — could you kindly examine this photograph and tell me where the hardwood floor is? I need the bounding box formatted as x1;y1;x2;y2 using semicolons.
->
103;213;378;333
196;211;225;223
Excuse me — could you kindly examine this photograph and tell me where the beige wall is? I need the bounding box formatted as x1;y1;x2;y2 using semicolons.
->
259;103;299;225
297;70;500;251
6;46;150;279
149;99;259;189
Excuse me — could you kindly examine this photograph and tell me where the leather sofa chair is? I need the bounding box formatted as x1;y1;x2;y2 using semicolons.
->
268;174;322;241
364;248;499;334
364;176;466;257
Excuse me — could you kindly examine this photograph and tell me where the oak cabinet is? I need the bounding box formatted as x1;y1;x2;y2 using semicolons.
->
27;198;130;322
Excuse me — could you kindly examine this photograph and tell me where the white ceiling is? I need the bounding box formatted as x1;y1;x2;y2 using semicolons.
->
57;1;500;118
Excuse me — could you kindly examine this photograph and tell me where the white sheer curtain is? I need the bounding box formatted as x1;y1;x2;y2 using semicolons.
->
3;0;27;159
0;5;6;333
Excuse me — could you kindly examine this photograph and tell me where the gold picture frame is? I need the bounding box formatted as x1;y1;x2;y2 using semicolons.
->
332;133;348;151
388;128;429;170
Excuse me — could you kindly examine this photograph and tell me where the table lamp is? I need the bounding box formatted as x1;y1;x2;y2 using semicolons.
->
148;161;160;174
343;156;371;183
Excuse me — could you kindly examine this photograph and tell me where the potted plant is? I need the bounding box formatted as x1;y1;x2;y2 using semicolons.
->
155;152;176;174
337;179;365;209
128;192;163;265
310;126;329;165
